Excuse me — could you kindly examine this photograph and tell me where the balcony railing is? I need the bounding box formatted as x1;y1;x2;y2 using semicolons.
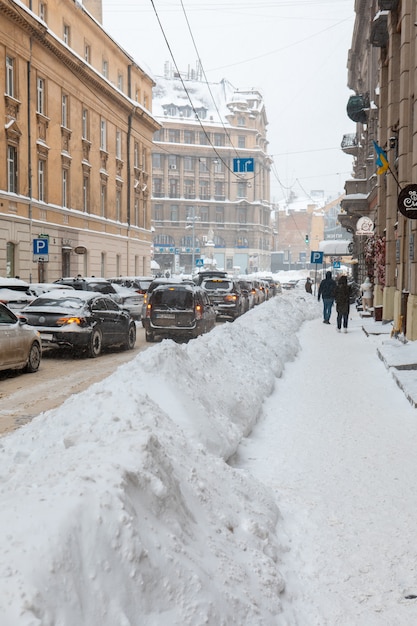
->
341;133;359;155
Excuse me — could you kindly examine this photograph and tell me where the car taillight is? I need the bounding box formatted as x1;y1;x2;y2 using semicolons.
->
195;304;203;320
56;316;85;326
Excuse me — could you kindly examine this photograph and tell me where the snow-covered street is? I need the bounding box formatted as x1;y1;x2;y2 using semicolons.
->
1;286;417;624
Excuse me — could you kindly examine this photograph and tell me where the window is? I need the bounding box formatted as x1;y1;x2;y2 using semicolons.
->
6;56;14;98
84;43;90;63
37;77;45;114
63;23;70;45
215;207;224;224
213;133;225;147
184;179;194;198
199;180;210;200
62;169;68;207
102;59;108;78
199;131;209;145
117;72;123;91
82;108;89;139
199;157;208;173
214;181;225;200
238;135;246;149
170;205;179;224
152;153;162;169
116;189;121;221
83;175;89;212
100;183;107;217
168;155;177;170
116;129;122;159
237;182;246;198
168;129;180;143
61;94;68;128
214;159;224;173
7;146;18;193
238;116;246;126
184;156;194;171
134;197;139;225
237;207;247;223
100;119;107;150
39;2;47;21
6;242;15;278
38;159;46;202
154;204;163;222
134;142;140;168
169;178;179;198
184;130;195;144
200;206;209;224
153;178;163;197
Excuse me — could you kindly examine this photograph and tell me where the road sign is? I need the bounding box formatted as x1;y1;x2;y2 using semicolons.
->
195;258;204;267
310;251;324;264
333;261;341;269
33;237;49;257
233;157;254;173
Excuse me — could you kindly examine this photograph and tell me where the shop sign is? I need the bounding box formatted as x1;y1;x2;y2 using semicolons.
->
398;184;417;219
356;216;374;235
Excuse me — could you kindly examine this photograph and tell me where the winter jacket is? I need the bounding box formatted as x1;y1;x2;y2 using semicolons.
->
318;272;336;301
334;277;351;315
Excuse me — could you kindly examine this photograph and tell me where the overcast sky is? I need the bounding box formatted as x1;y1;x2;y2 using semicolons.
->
101;0;356;203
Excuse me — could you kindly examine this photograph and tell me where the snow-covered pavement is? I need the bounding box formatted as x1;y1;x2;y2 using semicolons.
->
234;305;417;625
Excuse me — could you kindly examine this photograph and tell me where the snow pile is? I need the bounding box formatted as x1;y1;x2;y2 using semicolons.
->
0;292;319;625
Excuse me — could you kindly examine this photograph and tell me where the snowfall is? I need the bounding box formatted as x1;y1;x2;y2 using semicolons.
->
2;276;417;625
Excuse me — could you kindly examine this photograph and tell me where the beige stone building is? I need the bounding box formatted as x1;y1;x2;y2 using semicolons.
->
151;67;273;275
342;0;417;338
1;0;159;282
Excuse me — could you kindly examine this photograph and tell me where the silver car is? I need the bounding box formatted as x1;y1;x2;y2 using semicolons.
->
0;303;42;373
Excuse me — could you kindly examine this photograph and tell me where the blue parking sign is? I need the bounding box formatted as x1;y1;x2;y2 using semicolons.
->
310;251;323;264
33;238;49;255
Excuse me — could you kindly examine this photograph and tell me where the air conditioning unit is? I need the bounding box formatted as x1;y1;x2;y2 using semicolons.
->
169;164;177;170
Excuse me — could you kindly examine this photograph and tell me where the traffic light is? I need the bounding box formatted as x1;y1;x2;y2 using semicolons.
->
305;234;309;244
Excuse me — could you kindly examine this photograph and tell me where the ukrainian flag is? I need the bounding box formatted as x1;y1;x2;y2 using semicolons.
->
373;140;389;175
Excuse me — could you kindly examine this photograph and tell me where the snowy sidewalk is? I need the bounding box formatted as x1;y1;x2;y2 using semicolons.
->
236;307;417;625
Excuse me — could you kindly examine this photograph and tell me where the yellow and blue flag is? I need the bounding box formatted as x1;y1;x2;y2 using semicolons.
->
373;140;389;175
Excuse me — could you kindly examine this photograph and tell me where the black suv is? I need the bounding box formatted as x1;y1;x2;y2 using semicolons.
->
200;275;244;321
143;283;216;342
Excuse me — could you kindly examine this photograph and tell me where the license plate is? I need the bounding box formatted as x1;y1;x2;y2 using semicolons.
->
155;313;175;319
40;333;53;341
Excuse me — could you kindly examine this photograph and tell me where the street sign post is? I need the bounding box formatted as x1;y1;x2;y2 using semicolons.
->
310;251;323;297
233;157;254;173
195;258;204;267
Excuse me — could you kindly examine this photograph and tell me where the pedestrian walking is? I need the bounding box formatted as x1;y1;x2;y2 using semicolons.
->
360;276;373;311
335;275;352;332
305;277;313;294
317;271;336;323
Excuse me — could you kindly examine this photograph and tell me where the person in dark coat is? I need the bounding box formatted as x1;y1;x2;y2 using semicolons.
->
317;271;336;323
334;275;352;332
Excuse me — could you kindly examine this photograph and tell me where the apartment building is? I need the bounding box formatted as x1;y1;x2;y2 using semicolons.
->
151;67;273;275
341;0;417;338
1;0;159;282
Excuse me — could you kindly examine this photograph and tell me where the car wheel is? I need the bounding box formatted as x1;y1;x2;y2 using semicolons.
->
25;341;41;373
88;327;102;358
124;322;136;350
145;330;155;342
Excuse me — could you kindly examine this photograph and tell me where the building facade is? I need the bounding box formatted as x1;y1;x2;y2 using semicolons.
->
151;67;273;275
1;0;159;282
342;0;417;339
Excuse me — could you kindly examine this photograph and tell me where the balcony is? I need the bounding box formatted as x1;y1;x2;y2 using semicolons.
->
341;133;359;155
341;179;369;216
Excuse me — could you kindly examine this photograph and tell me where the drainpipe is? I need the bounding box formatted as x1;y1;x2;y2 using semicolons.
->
27;44;33;281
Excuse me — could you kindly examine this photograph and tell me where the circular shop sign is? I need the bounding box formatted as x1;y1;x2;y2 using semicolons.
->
74;246;87;255
398;184;417;219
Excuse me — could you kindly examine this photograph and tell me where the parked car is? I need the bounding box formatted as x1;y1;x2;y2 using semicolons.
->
21;289;136;357
108;276;154;295
108;283;142;320
238;280;256;312
140;277;191;325
200;276;244;320
0;302;41;374
54;276;118;296
194;270;228;286
143;283;216;342
28;283;75;297
0;277;35;313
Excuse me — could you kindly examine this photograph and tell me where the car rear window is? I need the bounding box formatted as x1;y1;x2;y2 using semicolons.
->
30;296;84;309
152;289;194;309
202;280;232;291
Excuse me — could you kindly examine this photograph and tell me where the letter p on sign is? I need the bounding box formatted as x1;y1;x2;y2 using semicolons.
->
310;251;323;264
